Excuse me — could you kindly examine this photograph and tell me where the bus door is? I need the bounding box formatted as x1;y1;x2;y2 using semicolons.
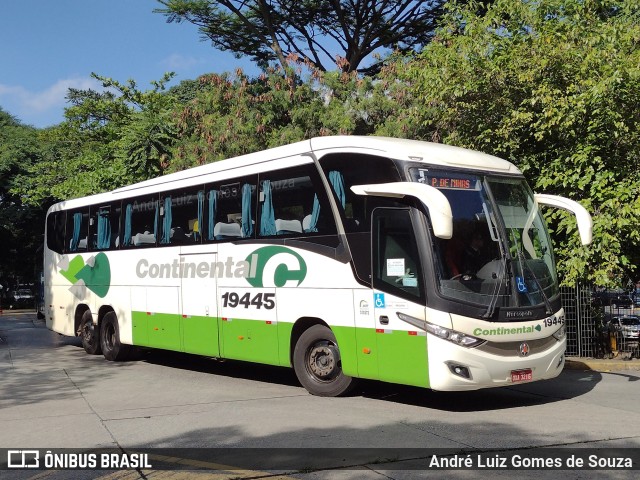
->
371;208;429;388
216;244;279;365
180;250;220;357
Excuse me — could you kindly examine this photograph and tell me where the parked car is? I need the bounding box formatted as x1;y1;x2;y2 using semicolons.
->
591;289;633;308
606;314;640;343
8;289;35;309
633;288;640;307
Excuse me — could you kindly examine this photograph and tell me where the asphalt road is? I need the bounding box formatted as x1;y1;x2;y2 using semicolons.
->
1;312;639;479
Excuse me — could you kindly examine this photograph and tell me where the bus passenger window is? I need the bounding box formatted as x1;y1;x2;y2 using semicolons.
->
66;208;90;252
205;176;257;241
257;164;336;238
122;195;158;247
89;204;120;251
319;153;402;234
159;188;202;245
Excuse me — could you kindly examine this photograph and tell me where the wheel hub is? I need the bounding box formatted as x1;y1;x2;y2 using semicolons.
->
82;323;93;342
308;345;337;378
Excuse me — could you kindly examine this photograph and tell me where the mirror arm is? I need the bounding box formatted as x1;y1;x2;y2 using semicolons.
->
351;182;453;239
534;194;593;245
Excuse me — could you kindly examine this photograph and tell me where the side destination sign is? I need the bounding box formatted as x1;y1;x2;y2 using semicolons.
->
135;246;307;288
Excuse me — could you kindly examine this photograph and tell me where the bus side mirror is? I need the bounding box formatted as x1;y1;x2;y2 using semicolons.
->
534;194;593;245
351;182;453;239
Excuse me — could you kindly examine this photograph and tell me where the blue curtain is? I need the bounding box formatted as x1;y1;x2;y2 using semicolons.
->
260;180;276;236
161;196;172;244
153;201;159;240
329;170;346;208
123;204;132;246
97;209;111;249
207;189;217;241
241;183;253;238
195;190;204;241
70;212;82;251
305;194;320;233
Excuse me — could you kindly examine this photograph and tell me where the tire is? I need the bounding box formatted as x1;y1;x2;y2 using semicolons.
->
293;324;354;397
100;311;131;361
79;310;101;355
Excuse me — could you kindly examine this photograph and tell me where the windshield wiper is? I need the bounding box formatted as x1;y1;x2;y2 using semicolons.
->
481;256;508;319
481;206;508;319
517;250;553;315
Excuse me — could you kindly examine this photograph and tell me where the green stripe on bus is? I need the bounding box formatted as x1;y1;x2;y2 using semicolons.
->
375;330;429;388
183;315;219;356
340;325;429;387
132;311;428;387
220;317;281;366
132;311;182;352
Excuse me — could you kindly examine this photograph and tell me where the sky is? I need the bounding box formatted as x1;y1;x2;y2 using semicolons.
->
1;0;257;129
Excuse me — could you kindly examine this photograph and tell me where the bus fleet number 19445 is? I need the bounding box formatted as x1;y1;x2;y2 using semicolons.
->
221;292;275;310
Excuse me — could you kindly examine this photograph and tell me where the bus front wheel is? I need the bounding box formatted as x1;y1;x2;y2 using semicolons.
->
79;310;101;355
100;312;131;361
293;324;354;397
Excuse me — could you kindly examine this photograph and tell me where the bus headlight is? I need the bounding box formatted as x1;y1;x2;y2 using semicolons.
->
424;320;485;348
395;312;485;348
552;325;566;340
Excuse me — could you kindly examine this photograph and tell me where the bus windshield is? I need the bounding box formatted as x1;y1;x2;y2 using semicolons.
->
411;169;558;310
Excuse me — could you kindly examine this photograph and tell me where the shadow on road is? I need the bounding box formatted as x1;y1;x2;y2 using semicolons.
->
139;349;600;412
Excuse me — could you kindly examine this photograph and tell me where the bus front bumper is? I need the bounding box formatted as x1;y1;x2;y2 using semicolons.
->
426;334;566;391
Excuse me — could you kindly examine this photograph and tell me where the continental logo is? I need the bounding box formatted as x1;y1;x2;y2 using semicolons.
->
473;324;542;336
136;246;307;287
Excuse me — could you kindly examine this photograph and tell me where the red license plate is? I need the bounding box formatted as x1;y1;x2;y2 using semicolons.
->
511;369;533;382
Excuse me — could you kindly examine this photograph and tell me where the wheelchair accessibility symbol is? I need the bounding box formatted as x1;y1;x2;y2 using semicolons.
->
374;293;386;308
516;277;528;293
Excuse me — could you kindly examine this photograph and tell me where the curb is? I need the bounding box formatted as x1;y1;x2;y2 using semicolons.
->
565;357;640;372
0;309;39;316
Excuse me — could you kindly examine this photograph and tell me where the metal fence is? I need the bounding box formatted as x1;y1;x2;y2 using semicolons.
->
560;285;596;357
560;285;639;359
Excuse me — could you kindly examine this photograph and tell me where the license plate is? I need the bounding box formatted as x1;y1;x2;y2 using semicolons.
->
511;369;532;382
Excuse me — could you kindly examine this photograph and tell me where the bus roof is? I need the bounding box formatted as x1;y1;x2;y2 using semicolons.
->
310;136;520;174
50;136;521;211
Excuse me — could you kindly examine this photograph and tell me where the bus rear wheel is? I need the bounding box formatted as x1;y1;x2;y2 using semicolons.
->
100;312;131;361
79;310;101;355
293;324;354;397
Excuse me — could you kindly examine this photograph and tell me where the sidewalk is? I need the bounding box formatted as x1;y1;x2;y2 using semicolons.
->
565;355;640;371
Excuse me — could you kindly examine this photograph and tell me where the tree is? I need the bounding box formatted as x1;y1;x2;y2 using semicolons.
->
168;63;396;170
379;0;640;286
0;108;45;284
14;73;179;206
155;0;446;74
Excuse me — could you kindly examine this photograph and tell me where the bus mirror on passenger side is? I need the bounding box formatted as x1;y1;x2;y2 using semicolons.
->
534;194;593;245
351;182;453;239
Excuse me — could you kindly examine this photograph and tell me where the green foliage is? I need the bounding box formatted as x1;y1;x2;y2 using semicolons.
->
14;73;179;204
0;108;45;282
155;0;447;74
0;109;40;196
170;66;388;169
382;0;640;286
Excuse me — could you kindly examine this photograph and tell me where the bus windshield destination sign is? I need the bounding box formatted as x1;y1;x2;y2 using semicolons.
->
414;169;480;191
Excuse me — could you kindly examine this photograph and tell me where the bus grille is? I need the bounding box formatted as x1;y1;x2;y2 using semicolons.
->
475;336;558;357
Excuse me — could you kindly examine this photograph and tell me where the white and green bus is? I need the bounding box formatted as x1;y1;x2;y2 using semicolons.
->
44;136;592;396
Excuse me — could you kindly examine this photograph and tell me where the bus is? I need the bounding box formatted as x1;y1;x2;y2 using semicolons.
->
43;136;592;396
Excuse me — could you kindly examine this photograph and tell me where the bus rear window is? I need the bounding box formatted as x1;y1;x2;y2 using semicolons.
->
46;211;65;254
